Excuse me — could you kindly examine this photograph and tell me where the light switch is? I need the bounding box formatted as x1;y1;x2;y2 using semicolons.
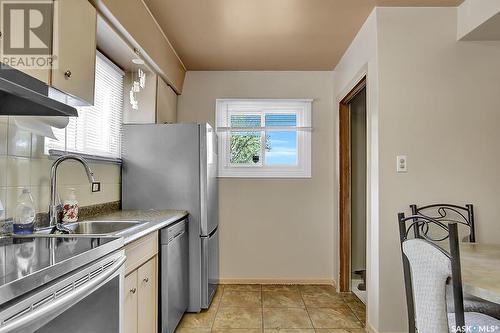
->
91;182;101;192
397;155;407;173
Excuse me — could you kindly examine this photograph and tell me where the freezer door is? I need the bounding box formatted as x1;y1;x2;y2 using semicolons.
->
200;124;219;236
201;228;219;309
122;123;201;219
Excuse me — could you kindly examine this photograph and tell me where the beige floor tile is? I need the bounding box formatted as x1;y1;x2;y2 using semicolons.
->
263;308;313;329
178;306;218;328
220;291;262;307
263;291;305;308
315;329;366;333
213;307;262;329
262;285;299;292
299;285;337;296
214;285;225;300
223;284;262;292
302;293;345;308
175;328;212;333
307;307;362;329
346;301;365;319
339;293;362;304
213;329;263;333
265;329;315;333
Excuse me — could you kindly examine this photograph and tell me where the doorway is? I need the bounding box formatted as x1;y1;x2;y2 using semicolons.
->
339;77;367;304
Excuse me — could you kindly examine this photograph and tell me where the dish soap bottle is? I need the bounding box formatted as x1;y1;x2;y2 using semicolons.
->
62;188;78;223
13;188;36;234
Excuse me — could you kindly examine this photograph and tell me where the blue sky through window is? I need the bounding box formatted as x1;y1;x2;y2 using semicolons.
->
265;114;297;166
266;131;297;165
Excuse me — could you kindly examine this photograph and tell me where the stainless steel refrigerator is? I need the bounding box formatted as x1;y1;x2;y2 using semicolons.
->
121;123;219;312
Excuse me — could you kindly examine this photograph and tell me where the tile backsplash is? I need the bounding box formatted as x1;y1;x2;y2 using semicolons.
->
0;116;121;220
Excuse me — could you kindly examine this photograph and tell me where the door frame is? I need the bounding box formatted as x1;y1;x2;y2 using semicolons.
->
339;76;366;292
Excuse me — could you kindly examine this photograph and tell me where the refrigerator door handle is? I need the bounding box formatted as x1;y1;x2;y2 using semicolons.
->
201;227;218;238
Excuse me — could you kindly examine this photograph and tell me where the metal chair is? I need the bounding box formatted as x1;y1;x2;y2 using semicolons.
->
398;213;500;333
410;203;475;242
410;203;500;320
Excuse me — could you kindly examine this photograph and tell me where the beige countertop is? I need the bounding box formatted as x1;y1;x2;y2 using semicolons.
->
461;242;500;304
85;209;188;245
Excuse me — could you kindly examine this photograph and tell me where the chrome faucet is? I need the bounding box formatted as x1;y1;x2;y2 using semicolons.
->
49;154;96;231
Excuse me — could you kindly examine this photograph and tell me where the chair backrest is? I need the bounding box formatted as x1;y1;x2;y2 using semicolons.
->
403;239;451;333
410;203;475;243
398;213;465;333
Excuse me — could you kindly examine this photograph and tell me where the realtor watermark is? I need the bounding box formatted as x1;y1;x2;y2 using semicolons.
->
1;0;57;69
451;325;500;333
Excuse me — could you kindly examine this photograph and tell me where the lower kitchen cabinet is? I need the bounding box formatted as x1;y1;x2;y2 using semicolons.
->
124;270;139;333
123;232;159;333
124;256;158;333
138;257;157;333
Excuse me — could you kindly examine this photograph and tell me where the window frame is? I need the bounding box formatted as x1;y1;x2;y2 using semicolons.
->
216;99;312;178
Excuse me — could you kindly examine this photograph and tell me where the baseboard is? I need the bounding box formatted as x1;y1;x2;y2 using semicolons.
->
365;322;405;333
219;278;336;286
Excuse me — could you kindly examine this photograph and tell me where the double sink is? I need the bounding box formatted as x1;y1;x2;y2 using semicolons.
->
33;220;148;237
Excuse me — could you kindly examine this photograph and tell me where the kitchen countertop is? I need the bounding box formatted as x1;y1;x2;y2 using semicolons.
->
85;209;188;245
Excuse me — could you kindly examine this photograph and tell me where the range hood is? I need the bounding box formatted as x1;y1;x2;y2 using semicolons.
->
0;64;77;117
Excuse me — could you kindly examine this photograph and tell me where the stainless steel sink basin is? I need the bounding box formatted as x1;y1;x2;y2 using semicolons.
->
35;220;147;236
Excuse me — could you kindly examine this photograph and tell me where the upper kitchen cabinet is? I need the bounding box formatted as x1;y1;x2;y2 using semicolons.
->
156;76;177;124
52;0;97;105
92;0;185;93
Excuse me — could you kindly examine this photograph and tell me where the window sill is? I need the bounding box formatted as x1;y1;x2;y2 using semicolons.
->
218;167;311;178
48;149;122;165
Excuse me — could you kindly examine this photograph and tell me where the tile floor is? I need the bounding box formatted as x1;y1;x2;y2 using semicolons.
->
176;284;366;333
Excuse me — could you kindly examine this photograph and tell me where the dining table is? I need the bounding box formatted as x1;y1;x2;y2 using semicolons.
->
460;242;500;304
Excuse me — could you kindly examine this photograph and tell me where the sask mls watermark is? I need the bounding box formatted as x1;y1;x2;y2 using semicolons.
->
1;0;57;69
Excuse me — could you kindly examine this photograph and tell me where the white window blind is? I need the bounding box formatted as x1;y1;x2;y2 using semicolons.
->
45;53;124;158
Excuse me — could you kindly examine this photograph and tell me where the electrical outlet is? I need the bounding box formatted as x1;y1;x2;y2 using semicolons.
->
397;155;407;173
91;182;101;192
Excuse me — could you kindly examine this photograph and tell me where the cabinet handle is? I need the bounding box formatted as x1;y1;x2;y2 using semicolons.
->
129;288;136;294
143;277;149;283
64;70;72;78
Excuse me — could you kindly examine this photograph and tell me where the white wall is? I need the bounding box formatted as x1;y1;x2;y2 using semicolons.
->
178;71;336;283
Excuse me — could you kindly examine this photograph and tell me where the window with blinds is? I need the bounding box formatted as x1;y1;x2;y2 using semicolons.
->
45;52;124;158
216;99;312;178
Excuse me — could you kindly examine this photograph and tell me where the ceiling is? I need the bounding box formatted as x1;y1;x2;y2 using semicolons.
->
143;0;464;71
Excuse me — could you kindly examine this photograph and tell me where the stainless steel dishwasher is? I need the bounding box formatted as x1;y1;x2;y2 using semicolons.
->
160;218;189;333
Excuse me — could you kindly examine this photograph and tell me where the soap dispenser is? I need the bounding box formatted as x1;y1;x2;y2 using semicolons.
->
62;188;79;223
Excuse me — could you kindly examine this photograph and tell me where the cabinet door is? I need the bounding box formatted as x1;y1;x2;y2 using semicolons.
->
124;271;138;333
138;256;157;333
156;77;177;124
51;0;96;105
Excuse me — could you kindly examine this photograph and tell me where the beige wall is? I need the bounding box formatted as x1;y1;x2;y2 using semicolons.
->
178;71;335;283
334;6;500;332
376;7;500;332
458;0;500;40
332;9;380;330
0;116;121;221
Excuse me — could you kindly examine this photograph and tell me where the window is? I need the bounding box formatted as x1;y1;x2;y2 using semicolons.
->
45;52;124;159
216;99;312;178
